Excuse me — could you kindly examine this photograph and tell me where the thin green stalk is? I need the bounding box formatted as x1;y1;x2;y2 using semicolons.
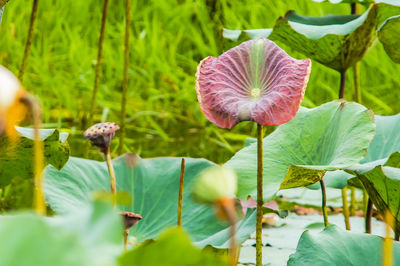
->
338;70;346;99
321;180;329;227
104;147;117;207
119;0;131;155
365;198;373;234
256;123;263;266
341;187;351;230
350;186;356;216
124;228;129;250
177;158;185;227
85;0;110;157
21;95;45;215
18;0;39;82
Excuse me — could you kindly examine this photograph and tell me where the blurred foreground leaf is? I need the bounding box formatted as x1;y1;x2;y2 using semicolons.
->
118;227;228;266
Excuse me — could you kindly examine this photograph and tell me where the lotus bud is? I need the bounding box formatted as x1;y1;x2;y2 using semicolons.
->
0;65;27;135
83;122;120;153
192;166;237;205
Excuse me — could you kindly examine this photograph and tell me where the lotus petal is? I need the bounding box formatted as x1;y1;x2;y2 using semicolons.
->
196;38;311;129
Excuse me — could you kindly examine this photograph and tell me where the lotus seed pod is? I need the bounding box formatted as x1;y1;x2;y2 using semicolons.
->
192;166;237;204
120;212;142;230
83;122;120;153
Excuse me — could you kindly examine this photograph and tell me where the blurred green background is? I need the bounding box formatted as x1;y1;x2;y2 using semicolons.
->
0;0;399;163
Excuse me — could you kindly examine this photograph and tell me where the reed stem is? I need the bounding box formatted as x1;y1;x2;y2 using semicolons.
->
119;0;132;155
177;158;185;227
18;0;39;82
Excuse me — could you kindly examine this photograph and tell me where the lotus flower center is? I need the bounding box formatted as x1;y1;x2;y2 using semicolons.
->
250;88;261;98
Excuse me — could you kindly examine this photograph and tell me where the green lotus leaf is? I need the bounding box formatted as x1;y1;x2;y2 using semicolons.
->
313;113;400;189
348;161;400;234
118;227;228;266
312;0;400;4
270;5;380;72
0;127;70;186
44;154;256;248
224;3;400;72
0;200;123;266
378;15;400;63
288;225;400;265
225;101;375;201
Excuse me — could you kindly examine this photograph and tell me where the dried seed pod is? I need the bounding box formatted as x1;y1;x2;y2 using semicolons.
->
83;122;120;153
120;211;142;230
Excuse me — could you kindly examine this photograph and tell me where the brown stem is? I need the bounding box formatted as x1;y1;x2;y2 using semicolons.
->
87;0;110;130
338;70;346;99
219;199;237;266
18;0;39;82
104;147;117;206
395;231;399;241
256;123;263;266
119;0;131;155
341;187;351;230
177;158;185;227
321;180;329;227
365;198;373;234
0;0;9;9
124;228;129;250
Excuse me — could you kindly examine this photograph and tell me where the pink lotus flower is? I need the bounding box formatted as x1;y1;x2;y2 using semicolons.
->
196;38;311;129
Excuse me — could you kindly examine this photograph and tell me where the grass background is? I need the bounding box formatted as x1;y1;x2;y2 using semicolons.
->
0;0;399;163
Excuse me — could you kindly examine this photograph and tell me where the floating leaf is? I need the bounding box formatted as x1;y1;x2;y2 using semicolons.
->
0;127;70;186
225;101;375;201
378;15;400;63
44;154;256;248
118;227;228;266
0;200;123;266
196;38;311;129
288;225;400;265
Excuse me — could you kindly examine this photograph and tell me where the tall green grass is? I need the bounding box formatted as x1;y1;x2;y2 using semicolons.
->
0;0;399;163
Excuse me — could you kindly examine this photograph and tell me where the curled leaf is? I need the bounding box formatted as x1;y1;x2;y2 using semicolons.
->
196;38;311;129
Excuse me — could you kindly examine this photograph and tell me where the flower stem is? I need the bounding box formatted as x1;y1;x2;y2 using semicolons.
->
383;211;394;266
256;123;263;266
223;202;237;266
21;95;45;215
124;228;129;250
18;0;39;82
320;180;329;227
341;187;351;230
365;198;373;234
104;147;117;207
338;70;346;99
119;0;131;155
177;158;185;227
